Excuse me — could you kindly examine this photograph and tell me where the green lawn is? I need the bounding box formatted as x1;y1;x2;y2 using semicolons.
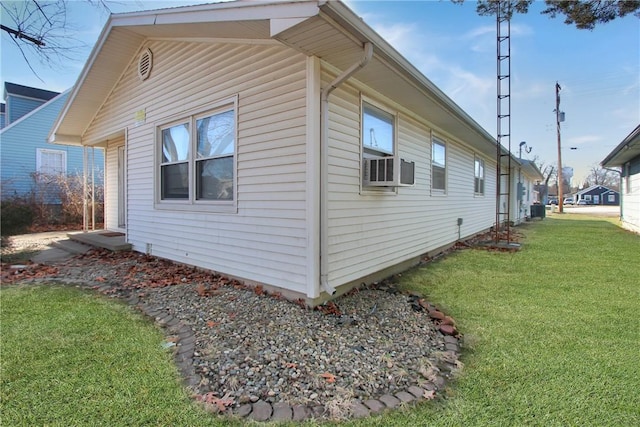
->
1;215;638;426
0;285;233;426
355;215;639;427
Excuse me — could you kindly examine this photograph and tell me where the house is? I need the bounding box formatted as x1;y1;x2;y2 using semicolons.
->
0;83;104;201
574;185;619;206
514;159;544;221
0;103;6;128
601;125;640;234
49;0;543;305
3;82;59;125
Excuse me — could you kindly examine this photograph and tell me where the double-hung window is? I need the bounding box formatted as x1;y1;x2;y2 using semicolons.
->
431;138;446;192
474;156;485;195
361;100;398;190
158;99;236;211
363;102;394;158
37;148;66;176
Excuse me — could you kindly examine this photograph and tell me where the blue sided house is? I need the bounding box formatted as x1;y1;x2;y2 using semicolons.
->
0;82;104;201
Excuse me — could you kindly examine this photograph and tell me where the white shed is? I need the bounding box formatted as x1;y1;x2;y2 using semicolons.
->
50;0;537;305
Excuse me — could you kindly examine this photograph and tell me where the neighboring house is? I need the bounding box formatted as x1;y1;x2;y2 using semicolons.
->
574;185;619;206
0;103;6;129
0;83;104;200
514;159;544;222
49;0;542;305
3;82;59;125
601;124;640;234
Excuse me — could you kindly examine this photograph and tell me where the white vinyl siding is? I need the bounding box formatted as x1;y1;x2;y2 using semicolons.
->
324;72;496;288
83;42;310;294
622;165;640;233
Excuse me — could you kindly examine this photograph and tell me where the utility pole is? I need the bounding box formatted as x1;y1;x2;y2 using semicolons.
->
555;82;563;213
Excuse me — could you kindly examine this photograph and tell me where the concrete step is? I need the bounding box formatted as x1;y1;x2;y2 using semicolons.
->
50;239;93;255
68;232;132;252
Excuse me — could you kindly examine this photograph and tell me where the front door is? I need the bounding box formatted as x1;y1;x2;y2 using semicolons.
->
117;145;126;228
593;195;600;205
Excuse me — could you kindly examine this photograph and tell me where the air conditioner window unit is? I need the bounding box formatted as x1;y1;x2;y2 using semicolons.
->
363;156;415;187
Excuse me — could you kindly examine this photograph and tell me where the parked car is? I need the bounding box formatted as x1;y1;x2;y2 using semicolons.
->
548;199;558;205
563;198;574;205
577;200;588;205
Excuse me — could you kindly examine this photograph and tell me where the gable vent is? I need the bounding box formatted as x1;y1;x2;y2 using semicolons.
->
138;48;153;81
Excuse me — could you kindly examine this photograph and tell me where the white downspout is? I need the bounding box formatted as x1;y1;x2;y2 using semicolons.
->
319;42;373;295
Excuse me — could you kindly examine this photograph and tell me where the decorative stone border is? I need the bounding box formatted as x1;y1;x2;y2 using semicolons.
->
125;289;462;422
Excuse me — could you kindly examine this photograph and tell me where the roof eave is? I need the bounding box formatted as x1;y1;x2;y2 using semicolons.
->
601;124;640;167
319;0;497;149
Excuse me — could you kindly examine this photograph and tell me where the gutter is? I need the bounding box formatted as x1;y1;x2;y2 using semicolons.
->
319;41;373;295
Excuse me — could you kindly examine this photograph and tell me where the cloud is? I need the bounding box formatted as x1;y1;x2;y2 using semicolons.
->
566;135;603;146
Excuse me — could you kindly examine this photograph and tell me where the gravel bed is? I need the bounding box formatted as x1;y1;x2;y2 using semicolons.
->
142;282;452;409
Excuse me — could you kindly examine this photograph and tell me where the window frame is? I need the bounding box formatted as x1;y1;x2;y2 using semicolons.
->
155;96;238;213
474;156;485;196
360;97;398;194
431;136;447;194
36;148;67;176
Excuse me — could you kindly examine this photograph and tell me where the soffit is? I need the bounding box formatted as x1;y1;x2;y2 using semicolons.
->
274;11;499;159
601;126;640;167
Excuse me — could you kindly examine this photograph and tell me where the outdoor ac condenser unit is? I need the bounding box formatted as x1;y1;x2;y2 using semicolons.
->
363;156;415;187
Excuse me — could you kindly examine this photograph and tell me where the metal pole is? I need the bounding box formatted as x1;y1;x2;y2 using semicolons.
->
556;82;563;213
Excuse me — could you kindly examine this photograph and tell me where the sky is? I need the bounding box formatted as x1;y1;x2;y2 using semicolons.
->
2;0;639;185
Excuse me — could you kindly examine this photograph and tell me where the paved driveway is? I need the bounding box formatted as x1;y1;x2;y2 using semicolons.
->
562;205;620;217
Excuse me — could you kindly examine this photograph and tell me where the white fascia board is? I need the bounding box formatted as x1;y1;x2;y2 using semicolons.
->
48;133;83;146
148;1;321;25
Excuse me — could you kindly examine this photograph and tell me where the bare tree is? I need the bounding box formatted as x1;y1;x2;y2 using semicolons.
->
533;156;556;203
1;0;113;80
584;164;620;190
453;0;640;30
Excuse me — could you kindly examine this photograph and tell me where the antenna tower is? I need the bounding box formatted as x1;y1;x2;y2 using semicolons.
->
495;1;513;243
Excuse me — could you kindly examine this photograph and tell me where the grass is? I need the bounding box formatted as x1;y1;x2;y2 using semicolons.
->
1;214;638;426
351;214;639;427
0;285;233;426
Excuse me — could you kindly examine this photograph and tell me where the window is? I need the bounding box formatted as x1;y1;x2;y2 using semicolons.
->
474;157;485;195
160;122;190;199
195;110;234;201
432;138;446;191
608;194;615;202
36;149;66;175
584;195;591;201
158;100;236;208
362;102;394;157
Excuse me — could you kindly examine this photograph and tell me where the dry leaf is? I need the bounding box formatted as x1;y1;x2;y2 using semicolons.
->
320;372;336;383
423;389;436;400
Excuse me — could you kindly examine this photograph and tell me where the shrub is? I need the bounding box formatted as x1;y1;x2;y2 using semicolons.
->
0;198;34;237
